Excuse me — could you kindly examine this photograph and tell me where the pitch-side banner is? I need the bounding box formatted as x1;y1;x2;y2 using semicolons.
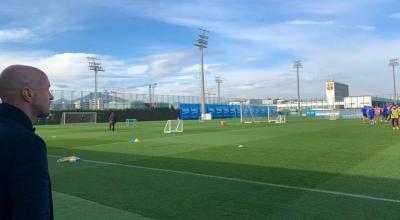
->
179;104;276;119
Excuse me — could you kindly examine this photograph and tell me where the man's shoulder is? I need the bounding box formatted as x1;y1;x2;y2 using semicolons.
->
0;117;34;142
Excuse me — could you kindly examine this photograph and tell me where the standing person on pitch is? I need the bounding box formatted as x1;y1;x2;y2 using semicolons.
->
0;65;54;219
368;106;376;125
381;105;390;124
361;106;368;124
391;105;399;130
109;111;117;132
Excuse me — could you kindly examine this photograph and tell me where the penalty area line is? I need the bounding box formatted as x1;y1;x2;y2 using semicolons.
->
48;154;400;204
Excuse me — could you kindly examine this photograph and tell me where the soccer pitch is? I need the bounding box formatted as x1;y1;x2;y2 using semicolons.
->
37;118;400;219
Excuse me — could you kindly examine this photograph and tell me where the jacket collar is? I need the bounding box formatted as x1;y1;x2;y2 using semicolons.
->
0;103;35;132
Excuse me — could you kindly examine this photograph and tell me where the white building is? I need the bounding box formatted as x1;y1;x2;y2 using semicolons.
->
326;81;349;108
273;81;394;110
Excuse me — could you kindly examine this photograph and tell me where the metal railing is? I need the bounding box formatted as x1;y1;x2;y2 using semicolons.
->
49;90;252;110
2;89;396;111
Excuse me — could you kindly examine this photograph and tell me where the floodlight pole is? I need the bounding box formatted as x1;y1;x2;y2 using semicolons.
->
87;57;105;109
148;83;157;107
215;76;223;104
194;28;209;120
293;60;303;116
389;58;399;104
149;84;151;105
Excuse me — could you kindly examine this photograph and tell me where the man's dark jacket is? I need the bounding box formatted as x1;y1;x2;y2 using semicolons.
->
0;103;53;219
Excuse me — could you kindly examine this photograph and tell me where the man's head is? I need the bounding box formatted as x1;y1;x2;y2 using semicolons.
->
0;65;54;122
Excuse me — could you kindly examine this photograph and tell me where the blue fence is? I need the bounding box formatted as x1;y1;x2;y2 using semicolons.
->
179;104;277;120
306;109;362;119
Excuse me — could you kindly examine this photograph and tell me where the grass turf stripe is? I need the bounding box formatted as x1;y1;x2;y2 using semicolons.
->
48;154;400;204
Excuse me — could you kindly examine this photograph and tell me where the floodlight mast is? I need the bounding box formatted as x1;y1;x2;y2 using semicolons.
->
148;83;157;107
215;76;223;104
389;58;399;105
293;60;303;116
87;57;105;109
205;92;216;103
127;83;158;107
194;28;209;120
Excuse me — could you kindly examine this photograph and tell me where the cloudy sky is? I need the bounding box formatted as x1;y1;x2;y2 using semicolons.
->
1;0;400;99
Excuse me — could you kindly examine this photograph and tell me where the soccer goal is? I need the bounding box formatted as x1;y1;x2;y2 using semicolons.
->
164;119;183;133
240;103;268;124
126;118;137;126
267;107;286;124
60;112;97;124
328;111;339;120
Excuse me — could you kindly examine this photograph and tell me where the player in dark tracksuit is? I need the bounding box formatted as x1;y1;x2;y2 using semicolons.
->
381;106;390;124
361;106;368;124
109;112;117;132
368;107;375;125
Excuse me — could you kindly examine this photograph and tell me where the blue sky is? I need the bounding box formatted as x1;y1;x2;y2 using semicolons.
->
1;0;400;99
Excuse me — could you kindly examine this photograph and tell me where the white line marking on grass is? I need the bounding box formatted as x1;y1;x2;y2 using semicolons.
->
48;154;400;204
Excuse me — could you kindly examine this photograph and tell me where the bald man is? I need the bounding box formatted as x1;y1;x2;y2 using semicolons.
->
0;65;54;220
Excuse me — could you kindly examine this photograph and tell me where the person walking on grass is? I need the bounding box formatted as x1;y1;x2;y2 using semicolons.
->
391;105;399;130
109;111;117;132
381;105;390;124
361;106;368;124
368;106;375;125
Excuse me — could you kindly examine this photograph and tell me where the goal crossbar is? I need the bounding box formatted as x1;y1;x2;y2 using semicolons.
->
164;119;183;133
60;112;97;124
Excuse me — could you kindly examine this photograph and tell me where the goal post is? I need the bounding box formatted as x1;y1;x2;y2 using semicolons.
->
240;103;268;124
164;119;183;133
126;118;137;126
60;112;97;124
328;110;340;120
268;106;286;124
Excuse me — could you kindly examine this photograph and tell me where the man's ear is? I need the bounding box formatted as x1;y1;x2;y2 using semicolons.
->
21;87;33;103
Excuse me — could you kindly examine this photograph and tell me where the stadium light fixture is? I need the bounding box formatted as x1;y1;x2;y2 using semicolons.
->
215;76;223;104
149;83;157;107
293;60;303;116
389;58;399;104
87;57;105;110
194;28;209;120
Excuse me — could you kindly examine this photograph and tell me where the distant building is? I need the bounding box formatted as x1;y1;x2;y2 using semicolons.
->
326;81;349;108
344;96;395;108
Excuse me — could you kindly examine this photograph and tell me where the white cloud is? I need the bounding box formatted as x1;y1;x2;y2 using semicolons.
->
0;51;152;91
290;1;361;15
144;50;197;76
354;25;376;31
287;20;334;25
390;13;400;19
242;57;257;64
0;28;34;42
0;0;399;99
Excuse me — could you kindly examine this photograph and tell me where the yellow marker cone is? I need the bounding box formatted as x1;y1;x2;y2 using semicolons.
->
134;138;140;143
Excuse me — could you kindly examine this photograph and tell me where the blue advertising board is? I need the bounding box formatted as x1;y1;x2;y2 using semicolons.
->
179;104;276;119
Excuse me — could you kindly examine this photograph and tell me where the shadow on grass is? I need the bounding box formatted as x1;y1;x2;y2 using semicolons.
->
49;147;400;220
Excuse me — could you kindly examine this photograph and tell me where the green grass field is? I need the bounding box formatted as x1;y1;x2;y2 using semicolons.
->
37;118;400;219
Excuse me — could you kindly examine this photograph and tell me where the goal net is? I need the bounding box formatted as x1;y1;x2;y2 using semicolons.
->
328;111;339;120
164;119;184;133
268;107;286;124
126;118;137;126
60;112;97;124
240;104;268;124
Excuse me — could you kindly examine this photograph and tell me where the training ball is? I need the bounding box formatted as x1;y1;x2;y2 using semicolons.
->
238;144;243;148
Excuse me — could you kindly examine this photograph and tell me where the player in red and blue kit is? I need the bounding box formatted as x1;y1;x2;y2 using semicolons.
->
368;107;376;125
381;105;390;124
361;106;368;124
